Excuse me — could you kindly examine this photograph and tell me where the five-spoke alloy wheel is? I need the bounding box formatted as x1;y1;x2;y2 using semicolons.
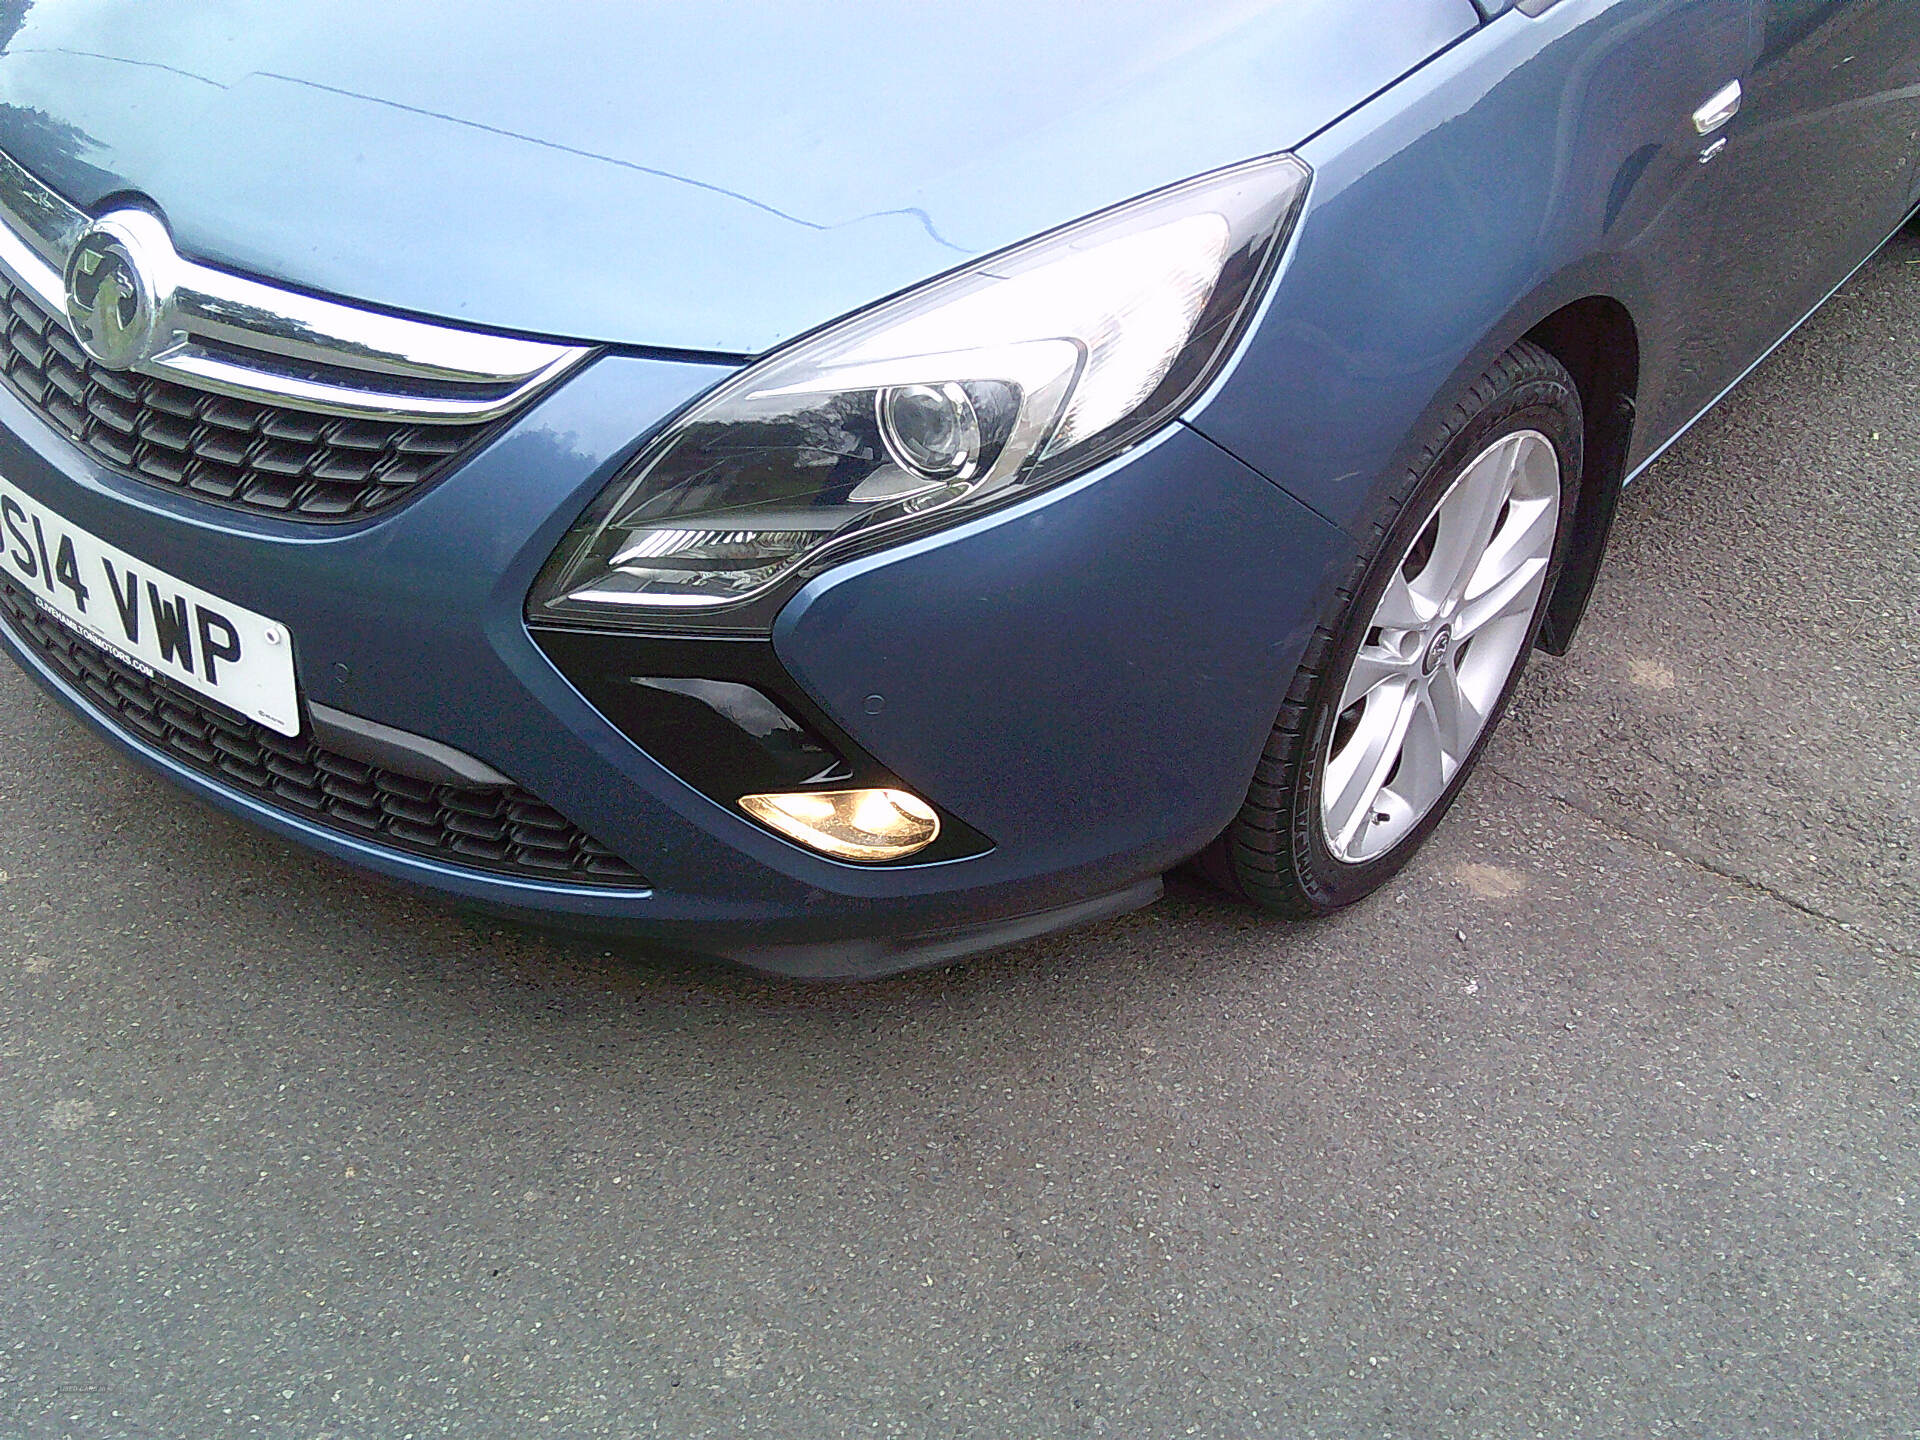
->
1320;428;1561;863
1207;340;1582;917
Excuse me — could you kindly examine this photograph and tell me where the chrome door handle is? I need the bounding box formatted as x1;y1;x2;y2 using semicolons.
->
1693;80;1742;135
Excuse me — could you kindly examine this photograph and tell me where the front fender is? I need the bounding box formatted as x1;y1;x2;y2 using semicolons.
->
1186;0;1746;537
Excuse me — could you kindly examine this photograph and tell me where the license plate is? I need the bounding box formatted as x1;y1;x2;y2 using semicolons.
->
0;476;301;736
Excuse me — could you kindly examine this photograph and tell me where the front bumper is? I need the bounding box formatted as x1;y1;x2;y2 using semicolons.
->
0;349;1352;975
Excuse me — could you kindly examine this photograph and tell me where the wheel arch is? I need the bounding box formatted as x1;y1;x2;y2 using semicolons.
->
1520;292;1641;654
1379;257;1649;658
1326;264;1648;658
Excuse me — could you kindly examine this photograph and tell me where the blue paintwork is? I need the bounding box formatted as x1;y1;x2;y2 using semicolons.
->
1186;0;1920;533
0;0;1916;971
772;422;1350;886
0;0;1477;355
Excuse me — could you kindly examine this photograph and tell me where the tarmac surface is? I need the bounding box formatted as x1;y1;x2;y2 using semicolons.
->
2;234;1916;1438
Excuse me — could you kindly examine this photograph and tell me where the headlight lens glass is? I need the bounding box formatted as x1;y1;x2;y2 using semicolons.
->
531;153;1310;630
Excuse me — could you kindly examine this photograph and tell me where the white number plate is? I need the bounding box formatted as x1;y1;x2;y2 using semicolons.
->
0;477;301;736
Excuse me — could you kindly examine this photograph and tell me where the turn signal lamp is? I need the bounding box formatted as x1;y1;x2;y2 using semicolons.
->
739;787;940;862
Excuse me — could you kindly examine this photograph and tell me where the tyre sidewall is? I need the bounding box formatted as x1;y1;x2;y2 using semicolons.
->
1288;374;1583;909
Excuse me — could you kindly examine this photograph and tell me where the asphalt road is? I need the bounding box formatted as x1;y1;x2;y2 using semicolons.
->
2;234;1917;1440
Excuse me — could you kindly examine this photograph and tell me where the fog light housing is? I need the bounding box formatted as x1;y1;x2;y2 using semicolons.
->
740;787;940;862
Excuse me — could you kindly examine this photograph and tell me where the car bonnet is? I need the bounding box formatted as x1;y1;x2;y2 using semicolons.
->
0;0;1478;356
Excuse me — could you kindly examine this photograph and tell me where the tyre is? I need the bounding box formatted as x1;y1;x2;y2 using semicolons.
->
1207;339;1582;916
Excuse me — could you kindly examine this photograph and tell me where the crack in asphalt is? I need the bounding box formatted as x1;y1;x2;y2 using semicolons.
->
1483;761;1920;966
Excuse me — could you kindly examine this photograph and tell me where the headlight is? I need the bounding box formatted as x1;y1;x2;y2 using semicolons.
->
530;153;1311;631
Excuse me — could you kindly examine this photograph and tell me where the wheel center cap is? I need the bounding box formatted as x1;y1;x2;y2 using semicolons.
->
1422;624;1454;676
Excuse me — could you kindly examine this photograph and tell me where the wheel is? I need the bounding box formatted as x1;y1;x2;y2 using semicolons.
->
1207;340;1582;916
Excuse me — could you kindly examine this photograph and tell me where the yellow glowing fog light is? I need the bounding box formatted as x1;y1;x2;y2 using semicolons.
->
739;787;940;862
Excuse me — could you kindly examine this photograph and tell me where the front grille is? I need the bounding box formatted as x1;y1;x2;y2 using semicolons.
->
0;577;647;888
0;270;498;522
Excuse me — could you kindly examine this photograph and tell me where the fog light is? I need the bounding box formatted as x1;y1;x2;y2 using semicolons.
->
739;787;940;861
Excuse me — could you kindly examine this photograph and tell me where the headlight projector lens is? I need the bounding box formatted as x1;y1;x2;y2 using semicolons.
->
878;382;982;481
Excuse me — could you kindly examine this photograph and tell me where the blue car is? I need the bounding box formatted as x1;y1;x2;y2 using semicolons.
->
0;1;1912;975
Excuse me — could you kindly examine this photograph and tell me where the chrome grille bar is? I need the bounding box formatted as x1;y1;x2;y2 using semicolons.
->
0;148;591;423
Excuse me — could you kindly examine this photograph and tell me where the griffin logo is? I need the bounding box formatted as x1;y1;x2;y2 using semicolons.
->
64;222;159;370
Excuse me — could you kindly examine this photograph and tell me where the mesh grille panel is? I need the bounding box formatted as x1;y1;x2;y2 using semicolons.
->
0;576;646;887
0;270;498;521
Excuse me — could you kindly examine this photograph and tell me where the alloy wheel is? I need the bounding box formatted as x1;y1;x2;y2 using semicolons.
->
1319;428;1562;863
